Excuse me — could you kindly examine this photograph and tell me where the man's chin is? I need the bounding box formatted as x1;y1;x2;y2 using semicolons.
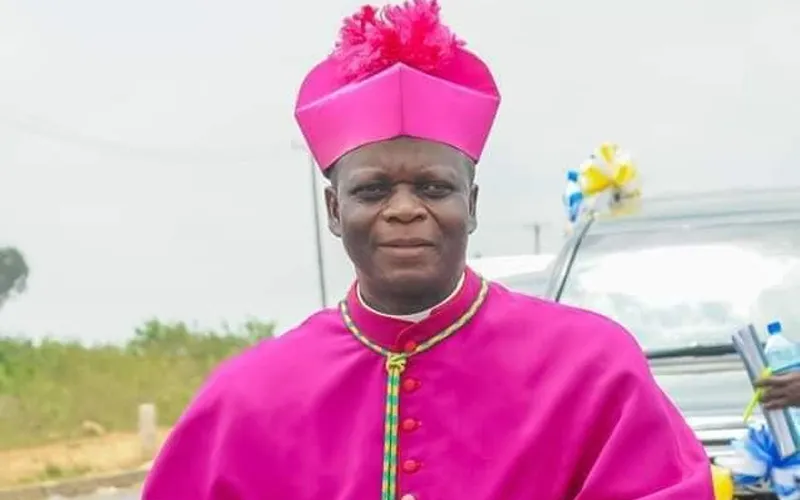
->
378;266;447;295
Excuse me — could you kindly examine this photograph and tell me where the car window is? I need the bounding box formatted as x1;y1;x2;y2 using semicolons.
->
558;220;800;350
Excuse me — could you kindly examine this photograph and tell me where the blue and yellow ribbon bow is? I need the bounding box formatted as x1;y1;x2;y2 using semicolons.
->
563;142;641;224
581;142;639;196
724;423;800;500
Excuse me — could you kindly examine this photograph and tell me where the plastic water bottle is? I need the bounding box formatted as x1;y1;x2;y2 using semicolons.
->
764;321;800;436
764;321;800;374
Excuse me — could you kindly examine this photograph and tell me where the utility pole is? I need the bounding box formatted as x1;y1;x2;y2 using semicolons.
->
523;222;543;255
291;140;328;308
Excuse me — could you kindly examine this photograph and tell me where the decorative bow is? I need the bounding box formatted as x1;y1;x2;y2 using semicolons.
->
563;142;641;224
723;423;800;499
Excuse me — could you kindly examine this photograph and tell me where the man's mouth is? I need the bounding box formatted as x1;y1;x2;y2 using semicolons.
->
380;238;434;248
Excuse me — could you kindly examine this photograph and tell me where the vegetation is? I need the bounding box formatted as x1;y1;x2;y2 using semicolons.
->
0;318;275;451
0;246;28;312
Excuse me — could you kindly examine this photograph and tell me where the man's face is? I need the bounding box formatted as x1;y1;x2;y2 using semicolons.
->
324;137;478;296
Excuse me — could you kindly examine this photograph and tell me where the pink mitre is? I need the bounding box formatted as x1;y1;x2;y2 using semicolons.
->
294;0;501;173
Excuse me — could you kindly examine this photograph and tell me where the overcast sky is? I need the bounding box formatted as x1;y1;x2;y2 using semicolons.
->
1;0;799;343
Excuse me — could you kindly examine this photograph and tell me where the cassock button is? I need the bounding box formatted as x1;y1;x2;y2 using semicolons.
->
402;459;421;473
401;418;419;432
400;495;416;500
403;340;418;353
402;378;421;392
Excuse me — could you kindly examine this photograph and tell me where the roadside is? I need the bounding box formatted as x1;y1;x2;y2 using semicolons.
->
0;430;169;497
0;319;270;497
0;470;146;500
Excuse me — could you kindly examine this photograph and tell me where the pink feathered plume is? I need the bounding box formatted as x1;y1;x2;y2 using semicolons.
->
332;0;464;82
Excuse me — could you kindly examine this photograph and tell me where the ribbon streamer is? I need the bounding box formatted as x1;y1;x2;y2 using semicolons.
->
563;170;585;223
562;142;641;224
744;367;773;422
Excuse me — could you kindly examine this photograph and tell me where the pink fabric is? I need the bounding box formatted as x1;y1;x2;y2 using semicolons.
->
294;47;500;171
142;268;714;499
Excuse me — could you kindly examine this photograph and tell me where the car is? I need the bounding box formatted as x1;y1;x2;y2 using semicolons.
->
494;187;800;499
467;253;554;295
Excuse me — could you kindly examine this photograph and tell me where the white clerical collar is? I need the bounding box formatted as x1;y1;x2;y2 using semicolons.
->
357;272;466;323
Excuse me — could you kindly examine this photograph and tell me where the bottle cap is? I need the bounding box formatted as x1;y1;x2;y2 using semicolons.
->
768;321;783;335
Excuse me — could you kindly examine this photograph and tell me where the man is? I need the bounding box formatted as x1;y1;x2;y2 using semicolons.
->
142;1;715;498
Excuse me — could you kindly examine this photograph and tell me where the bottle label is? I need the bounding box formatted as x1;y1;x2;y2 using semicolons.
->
767;346;800;372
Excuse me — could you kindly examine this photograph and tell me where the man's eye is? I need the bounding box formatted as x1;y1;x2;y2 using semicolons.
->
353;184;389;199
419;183;453;197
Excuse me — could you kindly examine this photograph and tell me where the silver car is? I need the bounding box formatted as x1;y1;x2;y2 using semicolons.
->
496;188;800;499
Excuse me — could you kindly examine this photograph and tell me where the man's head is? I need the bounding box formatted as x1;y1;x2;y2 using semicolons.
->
325;137;477;310
293;0;500;310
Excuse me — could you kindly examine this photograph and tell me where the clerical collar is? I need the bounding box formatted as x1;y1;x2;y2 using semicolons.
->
356;272;466;323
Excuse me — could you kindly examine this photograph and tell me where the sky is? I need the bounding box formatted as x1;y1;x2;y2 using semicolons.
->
1;0;799;343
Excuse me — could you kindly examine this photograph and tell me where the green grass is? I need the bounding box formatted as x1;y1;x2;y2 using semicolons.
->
0;318;274;451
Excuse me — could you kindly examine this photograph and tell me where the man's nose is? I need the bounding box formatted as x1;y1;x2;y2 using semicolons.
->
382;185;426;223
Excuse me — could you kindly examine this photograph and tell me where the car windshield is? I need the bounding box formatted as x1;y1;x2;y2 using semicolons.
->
559;219;800;351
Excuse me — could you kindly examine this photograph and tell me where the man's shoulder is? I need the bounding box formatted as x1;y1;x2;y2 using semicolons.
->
484;284;652;389
199;308;344;399
485;282;641;355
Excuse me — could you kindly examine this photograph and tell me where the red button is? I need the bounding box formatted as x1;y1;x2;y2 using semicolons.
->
402;459;421;473
403;340;418;353
401;418;419;432
402;378;421;392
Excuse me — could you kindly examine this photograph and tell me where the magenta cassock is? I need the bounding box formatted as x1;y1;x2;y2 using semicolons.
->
142;267;714;500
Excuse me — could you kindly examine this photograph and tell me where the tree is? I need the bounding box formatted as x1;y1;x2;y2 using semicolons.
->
0;247;29;311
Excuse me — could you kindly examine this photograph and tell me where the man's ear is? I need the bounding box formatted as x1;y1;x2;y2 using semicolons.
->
324;186;342;238
467;184;479;234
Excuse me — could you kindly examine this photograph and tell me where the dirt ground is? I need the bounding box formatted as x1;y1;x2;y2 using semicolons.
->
0;429;170;486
